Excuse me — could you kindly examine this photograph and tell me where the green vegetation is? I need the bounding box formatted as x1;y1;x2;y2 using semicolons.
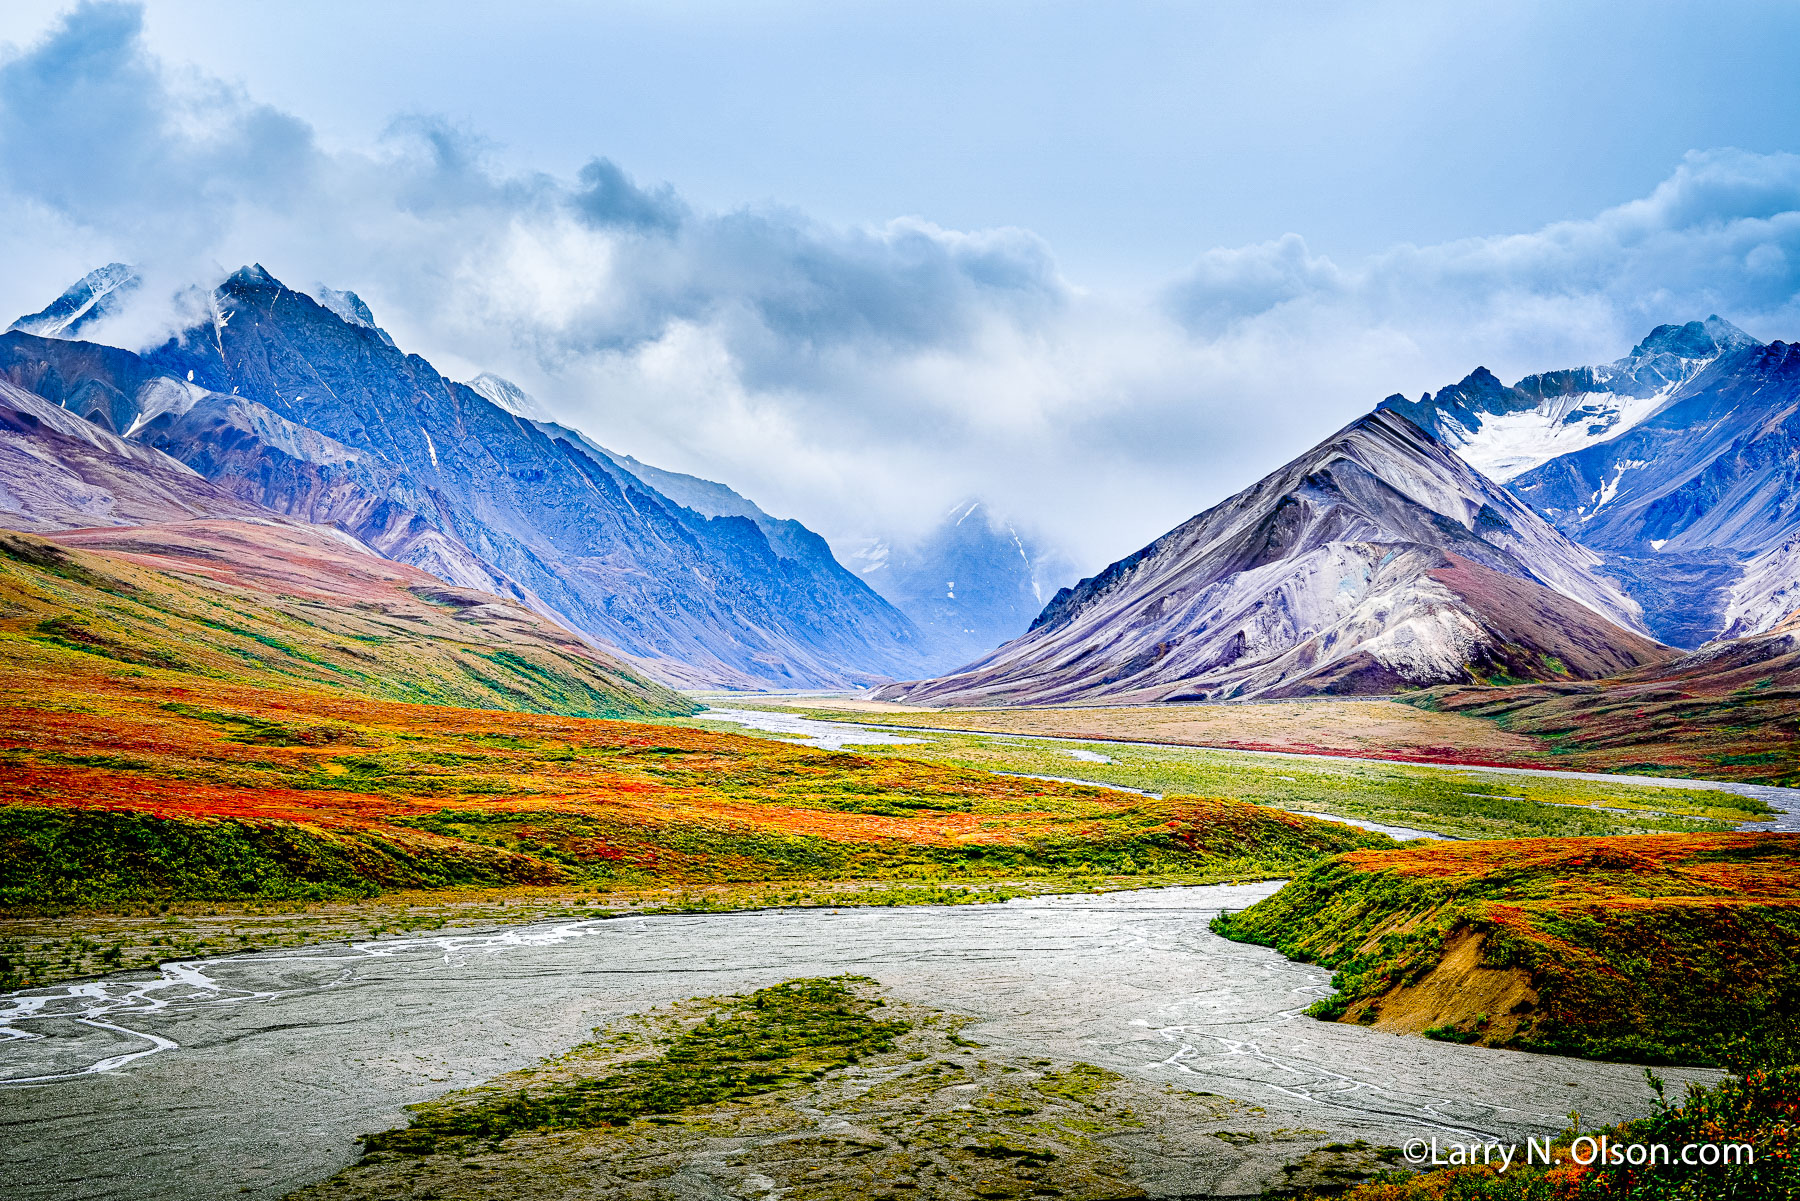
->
367;977;908;1155
0;526;692;720
0;806;562;910
1212;835;1800;1067
298;978;1402;1200
1404;669;1800;787
686;710;1771;840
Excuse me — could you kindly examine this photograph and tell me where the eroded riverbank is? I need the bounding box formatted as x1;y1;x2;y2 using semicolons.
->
1;886;1712;1200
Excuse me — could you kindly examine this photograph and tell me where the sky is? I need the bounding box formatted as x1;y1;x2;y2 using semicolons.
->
2;0;1799;576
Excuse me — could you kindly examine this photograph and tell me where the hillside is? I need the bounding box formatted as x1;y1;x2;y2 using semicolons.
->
0;520;690;718
1213;833;1800;1066
0;374;266;531
1404;617;1800;784
876;410;1665;706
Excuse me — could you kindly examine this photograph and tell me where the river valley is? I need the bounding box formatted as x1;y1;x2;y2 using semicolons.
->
1;886;1714;1200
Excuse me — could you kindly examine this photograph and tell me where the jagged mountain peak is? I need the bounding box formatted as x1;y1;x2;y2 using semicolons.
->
312;285;397;348
1505;330;1800;646
466;373;549;421
1378;316;1765;485
1630;314;1760;361
3;263;928;689
225;263;282;290
1424;365;1507;407
9;262;141;339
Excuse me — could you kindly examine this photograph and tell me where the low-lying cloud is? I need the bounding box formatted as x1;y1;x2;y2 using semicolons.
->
2;2;1798;577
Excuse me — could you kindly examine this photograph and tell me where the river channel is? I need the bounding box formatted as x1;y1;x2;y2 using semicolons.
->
1;887;1713;1200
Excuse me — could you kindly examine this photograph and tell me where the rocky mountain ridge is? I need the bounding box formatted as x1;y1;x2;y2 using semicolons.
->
2;264;928;689
1379;317;1759;483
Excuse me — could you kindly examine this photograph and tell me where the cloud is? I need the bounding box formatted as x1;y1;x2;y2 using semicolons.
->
572;157;686;234
1162;149;1800;365
0;4;1798;580
1164;233;1346;336
0;2;315;243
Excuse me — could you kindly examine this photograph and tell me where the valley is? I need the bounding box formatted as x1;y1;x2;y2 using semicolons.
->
689;705;1781;840
2;263;1797;1200
4;5;1799;1194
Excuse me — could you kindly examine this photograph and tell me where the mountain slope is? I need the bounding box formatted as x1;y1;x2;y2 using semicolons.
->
0;374;266;531
6;266;927;689
1407;613;1800;784
1722;537;1800;640
3;519;692;719
876;411;1666;706
0;374;689;717
1509;336;1800;553
1379;317;1759;483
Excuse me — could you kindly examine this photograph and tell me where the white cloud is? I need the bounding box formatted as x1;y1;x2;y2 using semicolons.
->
1;5;1798;578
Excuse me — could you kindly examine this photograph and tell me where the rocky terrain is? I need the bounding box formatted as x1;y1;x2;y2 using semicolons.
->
1385;316;1800;649
1379;316;1760;485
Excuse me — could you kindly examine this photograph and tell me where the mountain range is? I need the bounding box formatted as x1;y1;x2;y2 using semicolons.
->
1380;317;1800;648
874;410;1667;705
7;264;1799;710
882;316;1800;706
1378;316;1760;485
3;264;931;690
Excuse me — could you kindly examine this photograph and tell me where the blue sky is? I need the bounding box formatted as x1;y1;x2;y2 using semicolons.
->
2;1;1799;568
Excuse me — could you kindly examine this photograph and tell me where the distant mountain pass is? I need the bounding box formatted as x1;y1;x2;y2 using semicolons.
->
851;500;1073;674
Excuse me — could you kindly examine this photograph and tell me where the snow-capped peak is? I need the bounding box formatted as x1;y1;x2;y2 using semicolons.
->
8;263;140;339
311;285;398;347
1628;315;1758;361
1379;317;1764;483
467;373;550;420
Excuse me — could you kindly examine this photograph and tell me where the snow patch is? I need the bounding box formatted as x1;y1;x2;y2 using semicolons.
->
1444;388;1675;482
124;377;212;438
467;373;549;421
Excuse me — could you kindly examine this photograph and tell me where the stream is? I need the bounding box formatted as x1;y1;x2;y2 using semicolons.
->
1;887;1713;1200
